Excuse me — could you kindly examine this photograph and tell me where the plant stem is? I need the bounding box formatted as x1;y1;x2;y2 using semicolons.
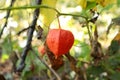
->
57;15;61;29
0;5;87;19
0;5;59;13
60;13;87;19
86;21;92;44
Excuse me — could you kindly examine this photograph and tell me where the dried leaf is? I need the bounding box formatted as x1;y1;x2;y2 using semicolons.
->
36;25;43;39
45;43;64;70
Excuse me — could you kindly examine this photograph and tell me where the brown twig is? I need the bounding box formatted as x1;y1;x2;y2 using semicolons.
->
0;0;16;39
31;49;61;80
17;27;30;36
16;0;41;72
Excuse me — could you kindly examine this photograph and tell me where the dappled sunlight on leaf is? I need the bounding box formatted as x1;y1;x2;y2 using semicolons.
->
1;54;9;63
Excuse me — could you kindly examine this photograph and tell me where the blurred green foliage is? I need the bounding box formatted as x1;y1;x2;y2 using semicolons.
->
0;0;120;80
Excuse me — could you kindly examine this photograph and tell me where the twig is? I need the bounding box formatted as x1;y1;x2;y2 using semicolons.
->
0;5;87;19
59;13;87;19
31;49;61;80
0;5;59;14
0;0;16;39
16;0;41;72
17;27;30;36
86;21;92;44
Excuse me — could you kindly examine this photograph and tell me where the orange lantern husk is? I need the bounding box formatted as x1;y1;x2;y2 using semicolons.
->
46;29;74;58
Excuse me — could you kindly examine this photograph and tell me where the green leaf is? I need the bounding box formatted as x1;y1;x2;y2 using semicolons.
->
1;34;13;54
86;1;97;10
100;4;114;13
87;65;106;80
74;40;91;61
108;40;120;55
110;72;120;80
21;50;47;80
117;0;120;7
74;39;80;46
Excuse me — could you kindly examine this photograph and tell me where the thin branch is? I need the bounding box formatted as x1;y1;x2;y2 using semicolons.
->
31;49;61;80
0;5;59;14
59;13;87;19
0;0;16;39
0;5;87;19
17;27;30;36
16;0;41;72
